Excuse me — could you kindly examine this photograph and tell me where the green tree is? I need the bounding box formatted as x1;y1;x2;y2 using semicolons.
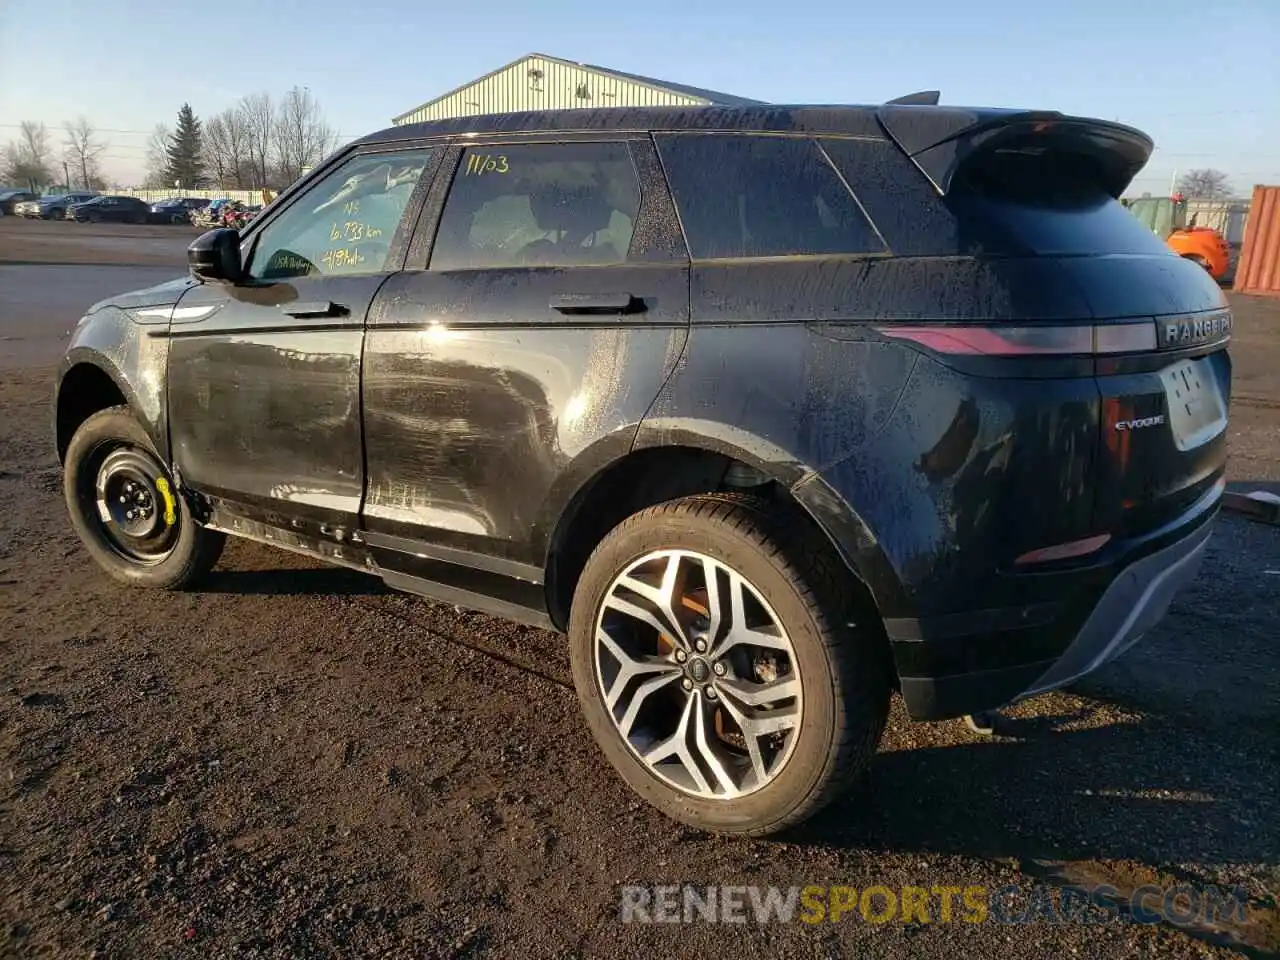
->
163;103;205;188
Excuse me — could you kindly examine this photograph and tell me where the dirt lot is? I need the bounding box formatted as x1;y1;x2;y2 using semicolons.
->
0;220;1277;959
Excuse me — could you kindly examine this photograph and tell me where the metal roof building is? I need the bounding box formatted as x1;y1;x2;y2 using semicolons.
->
392;53;764;126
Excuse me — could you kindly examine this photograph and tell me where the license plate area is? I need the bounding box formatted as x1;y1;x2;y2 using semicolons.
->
1160;357;1226;451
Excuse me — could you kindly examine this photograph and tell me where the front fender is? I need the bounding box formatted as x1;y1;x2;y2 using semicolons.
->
55;304;172;461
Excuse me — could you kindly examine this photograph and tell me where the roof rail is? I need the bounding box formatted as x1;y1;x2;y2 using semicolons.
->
885;90;941;106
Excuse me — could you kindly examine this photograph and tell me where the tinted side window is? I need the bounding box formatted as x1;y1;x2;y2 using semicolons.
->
655;134;886;259
248;148;433;280
429;142;639;271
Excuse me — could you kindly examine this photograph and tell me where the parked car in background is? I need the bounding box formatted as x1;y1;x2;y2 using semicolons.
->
0;189;39;215
20;192;100;219
66;195;152;224
149;197;209;224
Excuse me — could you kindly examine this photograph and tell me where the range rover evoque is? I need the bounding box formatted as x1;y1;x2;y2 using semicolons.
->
55;101;1231;836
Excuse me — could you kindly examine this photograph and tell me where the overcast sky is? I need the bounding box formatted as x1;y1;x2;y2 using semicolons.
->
2;0;1276;195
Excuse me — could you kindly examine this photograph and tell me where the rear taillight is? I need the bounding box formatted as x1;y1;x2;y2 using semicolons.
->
875;322;1157;356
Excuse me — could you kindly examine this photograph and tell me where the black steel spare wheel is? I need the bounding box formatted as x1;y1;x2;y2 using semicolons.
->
63;405;224;589
92;446;179;563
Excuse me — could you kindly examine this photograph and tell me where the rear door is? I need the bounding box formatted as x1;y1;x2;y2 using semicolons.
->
362;135;690;573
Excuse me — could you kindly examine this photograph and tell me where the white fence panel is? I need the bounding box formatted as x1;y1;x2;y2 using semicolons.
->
114;188;269;205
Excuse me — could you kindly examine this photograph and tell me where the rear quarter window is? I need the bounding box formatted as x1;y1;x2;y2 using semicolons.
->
654;134;886;259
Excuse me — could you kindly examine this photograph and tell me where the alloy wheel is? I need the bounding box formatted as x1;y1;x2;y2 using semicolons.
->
593;549;803;799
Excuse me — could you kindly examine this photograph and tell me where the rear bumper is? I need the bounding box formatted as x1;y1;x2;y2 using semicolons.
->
896;484;1219;720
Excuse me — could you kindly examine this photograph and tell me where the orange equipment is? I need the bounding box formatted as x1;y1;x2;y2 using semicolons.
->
1124;194;1230;280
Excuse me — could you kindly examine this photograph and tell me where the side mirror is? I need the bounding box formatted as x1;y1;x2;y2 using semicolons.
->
188;228;245;284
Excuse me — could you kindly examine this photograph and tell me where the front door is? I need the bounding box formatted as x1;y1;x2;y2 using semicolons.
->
166;145;439;531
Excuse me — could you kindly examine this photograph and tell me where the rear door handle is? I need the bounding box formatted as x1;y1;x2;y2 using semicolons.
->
550;293;647;315
280;300;350;318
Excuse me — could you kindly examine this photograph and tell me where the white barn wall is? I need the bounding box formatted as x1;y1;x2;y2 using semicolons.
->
394;55;710;125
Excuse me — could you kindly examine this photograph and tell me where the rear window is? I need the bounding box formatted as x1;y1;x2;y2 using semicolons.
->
655;134;886;259
945;151;1174;256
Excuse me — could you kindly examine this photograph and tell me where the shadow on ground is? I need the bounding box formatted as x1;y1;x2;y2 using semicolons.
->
796;709;1269;873
198;565;389;596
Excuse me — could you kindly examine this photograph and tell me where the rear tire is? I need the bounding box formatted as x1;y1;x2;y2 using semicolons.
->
63;406;225;589
568;493;891;836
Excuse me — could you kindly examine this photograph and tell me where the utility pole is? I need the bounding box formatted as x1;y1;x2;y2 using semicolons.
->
63;159;72;191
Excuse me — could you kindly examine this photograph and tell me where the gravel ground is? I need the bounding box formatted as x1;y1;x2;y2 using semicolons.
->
0;236;1277;959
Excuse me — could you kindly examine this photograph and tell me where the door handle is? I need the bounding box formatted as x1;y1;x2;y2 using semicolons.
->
550;293;647;315
280;300;350;318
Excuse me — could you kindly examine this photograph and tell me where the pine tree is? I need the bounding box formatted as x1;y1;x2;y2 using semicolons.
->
163;104;205;188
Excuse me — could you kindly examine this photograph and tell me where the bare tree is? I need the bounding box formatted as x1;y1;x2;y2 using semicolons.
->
203;114;231;188
224;108;252;188
62;116;108;190
1177;168;1232;200
2;121;55;189
239;92;274;189
144;123;172;188
272;86;339;187
205;107;253;189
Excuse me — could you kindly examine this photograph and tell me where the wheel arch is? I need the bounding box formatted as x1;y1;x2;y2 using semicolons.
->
55;353;138;463
541;425;901;655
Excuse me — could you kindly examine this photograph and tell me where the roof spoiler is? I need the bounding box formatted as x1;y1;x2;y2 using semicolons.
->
885;90;940;106
876;106;1154;199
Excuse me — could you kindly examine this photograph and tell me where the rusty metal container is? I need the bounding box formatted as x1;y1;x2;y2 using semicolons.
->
1235;185;1280;297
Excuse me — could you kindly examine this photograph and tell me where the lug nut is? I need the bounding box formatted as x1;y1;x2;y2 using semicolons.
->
681;678;693;691
118;495;128;504
674;649;688;663
713;661;726;677
694;637;707;653
706;687;718;700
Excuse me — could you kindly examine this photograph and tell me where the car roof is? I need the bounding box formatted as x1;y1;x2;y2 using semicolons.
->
356;103;1039;146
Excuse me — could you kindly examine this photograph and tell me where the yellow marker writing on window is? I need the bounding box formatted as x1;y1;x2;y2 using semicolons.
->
465;153;509;176
154;476;177;527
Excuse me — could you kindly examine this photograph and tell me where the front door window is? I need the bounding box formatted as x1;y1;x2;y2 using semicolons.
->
246;149;434;280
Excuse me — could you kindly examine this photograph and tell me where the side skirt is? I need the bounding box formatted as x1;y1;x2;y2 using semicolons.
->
199;497;554;629
363;530;554;630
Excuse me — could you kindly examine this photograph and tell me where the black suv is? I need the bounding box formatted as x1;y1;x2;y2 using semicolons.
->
55;103;1231;836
